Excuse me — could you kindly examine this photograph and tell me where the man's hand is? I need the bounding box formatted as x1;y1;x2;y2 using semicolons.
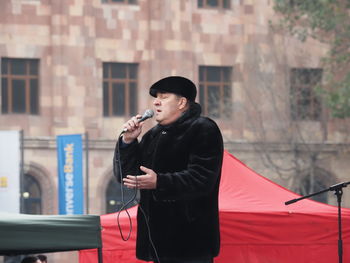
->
122;115;144;144
123;166;157;189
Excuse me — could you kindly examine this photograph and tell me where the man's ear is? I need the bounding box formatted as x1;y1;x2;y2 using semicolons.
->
178;97;188;110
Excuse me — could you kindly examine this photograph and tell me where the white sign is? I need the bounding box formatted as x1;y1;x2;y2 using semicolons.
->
0;130;20;213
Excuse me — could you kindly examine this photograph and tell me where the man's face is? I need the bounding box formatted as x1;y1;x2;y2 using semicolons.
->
153;92;185;125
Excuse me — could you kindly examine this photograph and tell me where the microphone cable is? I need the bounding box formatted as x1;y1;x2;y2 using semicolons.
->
113;130;137;241
113;131;161;263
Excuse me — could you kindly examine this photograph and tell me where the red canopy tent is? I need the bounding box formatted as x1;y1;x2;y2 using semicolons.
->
80;151;350;263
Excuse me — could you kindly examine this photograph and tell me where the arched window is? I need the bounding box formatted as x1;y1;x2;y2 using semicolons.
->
105;176;139;214
22;173;42;214
296;167;334;204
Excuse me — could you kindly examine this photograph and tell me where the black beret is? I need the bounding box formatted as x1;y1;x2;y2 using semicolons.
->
149;76;197;101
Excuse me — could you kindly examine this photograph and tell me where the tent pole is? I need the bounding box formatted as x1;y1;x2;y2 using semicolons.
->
85;132;89;214
97;247;103;263
20;130;24;213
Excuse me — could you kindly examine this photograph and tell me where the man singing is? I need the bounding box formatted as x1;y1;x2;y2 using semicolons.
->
116;76;224;263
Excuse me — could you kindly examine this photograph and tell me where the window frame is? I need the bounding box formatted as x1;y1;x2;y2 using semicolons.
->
101;0;137;4
198;0;231;9
22;173;42;214
1;58;40;115
290;68;323;121
295;167;334;205
199;65;233;119
102;62;138;117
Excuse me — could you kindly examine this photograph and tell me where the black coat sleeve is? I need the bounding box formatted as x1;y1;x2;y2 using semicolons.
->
113;137;141;183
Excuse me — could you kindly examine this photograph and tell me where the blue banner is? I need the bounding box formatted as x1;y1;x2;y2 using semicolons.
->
57;134;83;215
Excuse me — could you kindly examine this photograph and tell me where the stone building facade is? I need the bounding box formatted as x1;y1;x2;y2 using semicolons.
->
1;0;349;262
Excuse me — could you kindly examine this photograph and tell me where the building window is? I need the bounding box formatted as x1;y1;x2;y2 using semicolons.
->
101;0;137;4
1;58;39;115
290;68;322;121
288;0;302;8
105;177;139;213
199;66;232;119
103;63;138;117
198;0;230;9
295;167;334;204
22;173;42;214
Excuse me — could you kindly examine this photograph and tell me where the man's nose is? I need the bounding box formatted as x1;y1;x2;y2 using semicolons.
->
153;98;161;105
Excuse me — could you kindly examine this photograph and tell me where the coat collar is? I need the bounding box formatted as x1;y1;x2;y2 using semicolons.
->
153;102;202;134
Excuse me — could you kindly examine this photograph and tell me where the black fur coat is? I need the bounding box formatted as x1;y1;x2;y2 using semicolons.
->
116;102;224;261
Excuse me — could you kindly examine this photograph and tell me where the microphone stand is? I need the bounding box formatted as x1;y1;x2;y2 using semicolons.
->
285;181;350;263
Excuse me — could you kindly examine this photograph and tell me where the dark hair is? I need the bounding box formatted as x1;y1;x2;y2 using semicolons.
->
21;256;39;263
37;255;47;261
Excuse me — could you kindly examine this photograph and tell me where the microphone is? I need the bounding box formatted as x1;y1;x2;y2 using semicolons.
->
122;109;154;133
